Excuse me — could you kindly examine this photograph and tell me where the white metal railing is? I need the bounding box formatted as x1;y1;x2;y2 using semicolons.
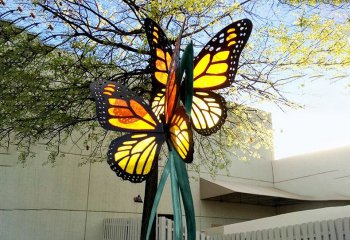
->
103;218;141;240
103;216;350;240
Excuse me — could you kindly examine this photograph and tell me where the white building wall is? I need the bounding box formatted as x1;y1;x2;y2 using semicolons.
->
0;140;276;240
273;146;350;198
199;137;275;188
272;145;350;214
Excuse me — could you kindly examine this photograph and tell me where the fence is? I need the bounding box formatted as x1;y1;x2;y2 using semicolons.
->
155;217;211;239
103;217;206;240
210;217;350;240
103;218;142;240
103;217;350;240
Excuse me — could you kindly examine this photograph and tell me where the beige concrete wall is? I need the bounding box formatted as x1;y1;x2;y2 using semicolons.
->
272;145;350;205
0;210;86;240
198;201;275;230
199;153;274;187
198;134;274;187
0;147;276;240
0;150;90;240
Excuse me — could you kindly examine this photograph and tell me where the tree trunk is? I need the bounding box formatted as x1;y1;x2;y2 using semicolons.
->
140;161;158;240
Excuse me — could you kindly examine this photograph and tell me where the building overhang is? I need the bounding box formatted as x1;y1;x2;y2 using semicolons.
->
200;178;350;206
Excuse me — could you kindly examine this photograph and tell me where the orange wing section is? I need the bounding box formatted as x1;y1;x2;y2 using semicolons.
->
90;80;163;133
108;133;165;183
192;19;252;90
154;48;172;85
164;24;182;124
145;18;174;120
164;56;179;124
145;18;173;86
169;107;193;163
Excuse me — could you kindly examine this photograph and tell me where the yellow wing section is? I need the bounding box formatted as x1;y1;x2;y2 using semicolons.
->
191;91;227;136
193;19;252;90
108;133;165;183
151;88;166;120
169;107;193;163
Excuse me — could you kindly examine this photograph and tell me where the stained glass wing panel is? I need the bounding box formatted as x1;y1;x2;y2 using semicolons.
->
90;80;163;133
193;19;252;90
108;133;165;183
191;90;227;136
169;107;194;163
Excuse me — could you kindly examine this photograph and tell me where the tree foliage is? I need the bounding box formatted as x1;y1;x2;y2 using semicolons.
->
1;0;349;174
0;20;119;163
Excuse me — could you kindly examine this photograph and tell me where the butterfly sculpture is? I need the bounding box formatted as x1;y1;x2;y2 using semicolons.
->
145;18;252;136
90;34;193;183
91;18;252;240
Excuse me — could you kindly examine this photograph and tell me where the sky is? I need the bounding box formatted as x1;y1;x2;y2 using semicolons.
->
249;2;350;160
263;79;350;160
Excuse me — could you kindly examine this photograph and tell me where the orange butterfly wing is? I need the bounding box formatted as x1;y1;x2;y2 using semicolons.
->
165;62;179;123
91;80;166;183
145;18;173;87
164;31;183;124
90;80;163;133
145;18;173;120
